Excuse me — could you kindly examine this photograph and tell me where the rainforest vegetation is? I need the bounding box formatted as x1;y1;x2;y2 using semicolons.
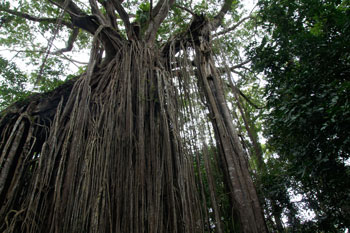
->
0;0;349;232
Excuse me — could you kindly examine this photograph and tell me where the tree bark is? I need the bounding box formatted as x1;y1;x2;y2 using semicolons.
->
193;19;268;233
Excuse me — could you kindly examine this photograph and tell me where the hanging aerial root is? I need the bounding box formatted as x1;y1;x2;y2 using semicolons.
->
0;77;76;232
0;42;206;233
1;35;267;232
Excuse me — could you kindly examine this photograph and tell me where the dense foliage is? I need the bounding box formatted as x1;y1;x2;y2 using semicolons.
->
249;0;350;231
0;56;30;109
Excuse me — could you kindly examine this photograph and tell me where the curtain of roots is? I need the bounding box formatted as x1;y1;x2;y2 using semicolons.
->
0;41;263;232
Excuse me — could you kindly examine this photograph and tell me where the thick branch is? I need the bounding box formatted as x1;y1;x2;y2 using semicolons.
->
149;0;153;19
0;6;74;28
211;0;234;29
46;0;99;34
1;76;77;123
49;0;86;17
89;0;109;26
151;0;165;18
145;0;176;45
100;0;119;29
111;0;132;38
89;0;101;15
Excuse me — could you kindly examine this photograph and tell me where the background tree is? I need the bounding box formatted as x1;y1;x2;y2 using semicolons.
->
249;0;350;231
0;0;268;232
0;56;30;109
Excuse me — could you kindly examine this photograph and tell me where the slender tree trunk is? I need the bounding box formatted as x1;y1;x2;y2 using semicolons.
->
232;91;286;232
231;88;264;170
193;24;267;230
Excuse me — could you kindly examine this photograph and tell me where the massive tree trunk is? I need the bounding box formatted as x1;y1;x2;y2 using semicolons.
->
0;1;267;232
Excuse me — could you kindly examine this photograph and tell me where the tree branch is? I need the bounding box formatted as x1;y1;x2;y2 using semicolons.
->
45;0;99;35
99;0;119;29
0;47;88;66
233;86;264;109
160;14;207;59
0;48;44;54
58;54;88;65
151;0;165;18
218;60;251;72
111;0;132;38
224;67;265;110
52;27;79;55
149;0;153;19
48;0;103;34
213;16;251;37
89;0;109;26
49;0;86;17
174;4;196;16
211;0;234;29
0;6;74;29
89;0;100;15
145;0;176;45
